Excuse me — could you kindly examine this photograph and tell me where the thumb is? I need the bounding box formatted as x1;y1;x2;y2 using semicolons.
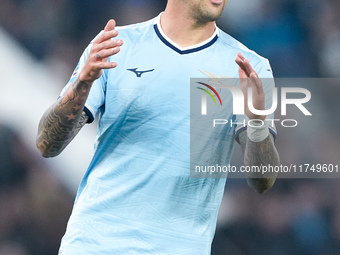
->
104;19;116;31
238;66;247;78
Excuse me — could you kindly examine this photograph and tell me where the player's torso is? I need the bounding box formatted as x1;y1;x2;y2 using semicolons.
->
97;22;241;152
60;17;269;255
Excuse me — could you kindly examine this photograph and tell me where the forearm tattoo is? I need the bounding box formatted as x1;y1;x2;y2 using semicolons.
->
36;77;90;157
239;131;280;192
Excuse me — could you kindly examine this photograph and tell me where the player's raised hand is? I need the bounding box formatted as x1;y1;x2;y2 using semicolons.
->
79;19;124;85
235;52;265;120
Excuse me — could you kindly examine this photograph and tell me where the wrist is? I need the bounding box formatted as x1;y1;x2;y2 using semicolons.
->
247;118;269;142
79;72;95;87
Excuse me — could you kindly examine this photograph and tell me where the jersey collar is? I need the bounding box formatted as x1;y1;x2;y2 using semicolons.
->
154;13;219;55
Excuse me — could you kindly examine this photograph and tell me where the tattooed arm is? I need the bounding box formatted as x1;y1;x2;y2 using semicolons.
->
235;52;279;193
238;131;279;193
36;77;91;157
36;19;123;157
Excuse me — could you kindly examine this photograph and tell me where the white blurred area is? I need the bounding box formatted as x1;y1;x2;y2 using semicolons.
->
0;27;96;192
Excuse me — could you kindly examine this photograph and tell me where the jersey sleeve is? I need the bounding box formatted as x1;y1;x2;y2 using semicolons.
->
234;57;277;141
59;32;106;123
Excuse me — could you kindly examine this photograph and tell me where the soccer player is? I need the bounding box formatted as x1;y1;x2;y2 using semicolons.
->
36;0;280;254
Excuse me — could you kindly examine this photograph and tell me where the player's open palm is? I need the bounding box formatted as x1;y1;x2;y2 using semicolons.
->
235;52;266;121
79;19;124;85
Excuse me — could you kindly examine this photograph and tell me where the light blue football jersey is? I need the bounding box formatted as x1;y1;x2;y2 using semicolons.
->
59;13;276;255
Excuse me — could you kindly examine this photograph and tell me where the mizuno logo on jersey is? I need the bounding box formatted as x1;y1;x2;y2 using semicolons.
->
127;68;154;77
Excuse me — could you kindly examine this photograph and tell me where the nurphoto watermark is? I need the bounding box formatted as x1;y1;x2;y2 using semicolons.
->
190;78;340;179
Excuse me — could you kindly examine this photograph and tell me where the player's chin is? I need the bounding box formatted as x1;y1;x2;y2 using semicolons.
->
202;9;223;22
208;2;226;18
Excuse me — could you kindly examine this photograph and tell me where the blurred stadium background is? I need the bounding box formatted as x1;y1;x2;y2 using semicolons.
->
1;0;340;254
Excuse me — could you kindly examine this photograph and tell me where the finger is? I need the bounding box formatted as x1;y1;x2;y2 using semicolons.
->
250;73;263;92
96;39;123;51
236;52;249;74
238;52;258;78
104;19;116;32
236;54;259;79
244;59;259;79
246;62;261;90
95;19;117;44
96;30;119;44
241;59;252;77
235;57;249;77
237;52;246;61
238;67;247;79
92;60;118;69
236;54;263;93
237;65;247;79
98;61;118;69
95;20;118;45
96;46;121;60
95;52;102;59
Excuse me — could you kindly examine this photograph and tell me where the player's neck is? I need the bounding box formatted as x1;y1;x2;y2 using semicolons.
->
160;9;216;48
